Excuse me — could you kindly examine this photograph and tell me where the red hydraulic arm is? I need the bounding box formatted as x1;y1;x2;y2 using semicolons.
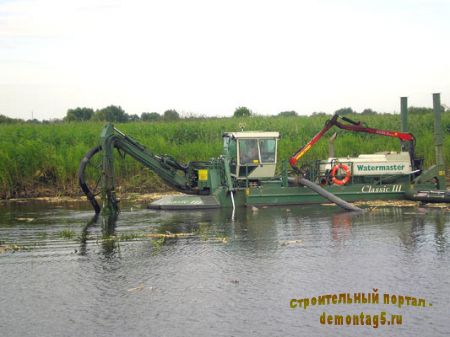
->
289;114;415;169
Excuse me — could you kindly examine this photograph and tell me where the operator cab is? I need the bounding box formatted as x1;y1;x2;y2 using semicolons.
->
223;132;280;179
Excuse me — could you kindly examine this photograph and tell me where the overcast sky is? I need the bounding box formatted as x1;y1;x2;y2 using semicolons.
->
1;0;449;120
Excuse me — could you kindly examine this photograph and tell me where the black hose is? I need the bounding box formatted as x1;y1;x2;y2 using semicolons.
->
78;145;102;213
297;176;363;212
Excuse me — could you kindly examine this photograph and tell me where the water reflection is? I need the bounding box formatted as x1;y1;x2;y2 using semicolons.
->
433;210;448;254
101;213;118;236
79;213;99;256
331;212;353;241
73;205;449;258
79;212;119;257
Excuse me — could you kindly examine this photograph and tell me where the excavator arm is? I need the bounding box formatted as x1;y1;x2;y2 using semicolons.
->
289;114;416;169
79;124;208;214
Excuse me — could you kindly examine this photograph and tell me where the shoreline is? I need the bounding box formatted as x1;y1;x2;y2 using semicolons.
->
0;191;180;205
1;192;448;211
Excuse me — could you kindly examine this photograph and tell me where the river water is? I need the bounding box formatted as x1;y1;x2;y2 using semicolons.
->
0;201;449;337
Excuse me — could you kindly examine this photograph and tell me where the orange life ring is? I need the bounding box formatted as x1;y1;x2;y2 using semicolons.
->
330;164;351;185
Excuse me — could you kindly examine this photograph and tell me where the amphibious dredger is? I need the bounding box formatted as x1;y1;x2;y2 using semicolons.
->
79;94;449;214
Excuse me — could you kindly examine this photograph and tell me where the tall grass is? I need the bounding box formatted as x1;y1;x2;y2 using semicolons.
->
0;113;448;198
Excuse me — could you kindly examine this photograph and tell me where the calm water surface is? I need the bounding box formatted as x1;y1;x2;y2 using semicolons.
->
0;202;449;337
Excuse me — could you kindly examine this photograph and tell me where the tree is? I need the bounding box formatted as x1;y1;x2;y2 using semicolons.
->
64;107;94;122
93;105;129;122
334;107;354;115
141;112;161;121
128;114;140;122
311;112;329;116
361;108;377;115
26;119;40;124
163;109;180;120
0;114;23;123
278;110;297;117
233;106;252;117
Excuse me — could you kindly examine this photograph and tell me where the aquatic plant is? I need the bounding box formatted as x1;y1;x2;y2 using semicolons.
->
58;229;76;239
118;233;143;241
150;236;166;254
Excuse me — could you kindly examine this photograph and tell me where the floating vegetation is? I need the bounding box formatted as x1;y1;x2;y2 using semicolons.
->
211;236;229;244
93;231;196;243
101;233;117;242
127;283;145;293
143;232;194;239
0;243;26;254
280;240;303;246
354;200;418;208
118;232;144;241
58;229;76;239
423;203;449;209
15;217;35;222
195;222;211;241
150;236;166;254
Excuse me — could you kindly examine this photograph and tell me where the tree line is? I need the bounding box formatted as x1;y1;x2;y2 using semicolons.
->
64;106;181;122
0;105;448;124
233;106;448;117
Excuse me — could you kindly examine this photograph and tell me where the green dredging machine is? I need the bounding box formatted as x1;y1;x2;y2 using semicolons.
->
79;94;449;214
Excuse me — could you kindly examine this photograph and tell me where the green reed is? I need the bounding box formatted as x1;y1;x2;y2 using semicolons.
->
0;112;448;198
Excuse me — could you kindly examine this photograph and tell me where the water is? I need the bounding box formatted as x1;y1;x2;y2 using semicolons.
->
0;201;449;337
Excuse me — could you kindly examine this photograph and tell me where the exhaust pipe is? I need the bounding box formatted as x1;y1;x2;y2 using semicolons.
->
328;132;337;158
400;97;409;152
433;93;446;188
400;97;408;132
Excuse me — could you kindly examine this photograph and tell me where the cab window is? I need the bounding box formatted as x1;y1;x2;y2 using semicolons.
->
226;137;237;174
239;139;259;165
226;137;237;159
259;139;276;163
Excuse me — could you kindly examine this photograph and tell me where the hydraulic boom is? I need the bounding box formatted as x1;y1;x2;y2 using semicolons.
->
289;114;416;169
79;124;211;214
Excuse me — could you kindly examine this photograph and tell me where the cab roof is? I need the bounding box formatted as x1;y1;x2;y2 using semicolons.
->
223;131;280;139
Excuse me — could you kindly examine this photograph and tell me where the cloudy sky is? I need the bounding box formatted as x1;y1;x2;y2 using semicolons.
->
0;0;449;120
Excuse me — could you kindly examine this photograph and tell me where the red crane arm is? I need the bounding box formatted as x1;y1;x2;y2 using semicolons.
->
289;116;336;167
332;119;414;141
289;114;415;168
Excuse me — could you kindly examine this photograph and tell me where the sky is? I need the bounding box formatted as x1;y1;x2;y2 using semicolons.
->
0;0;449;120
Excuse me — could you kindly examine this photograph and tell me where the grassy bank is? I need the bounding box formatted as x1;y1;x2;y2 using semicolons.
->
0;113;449;199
